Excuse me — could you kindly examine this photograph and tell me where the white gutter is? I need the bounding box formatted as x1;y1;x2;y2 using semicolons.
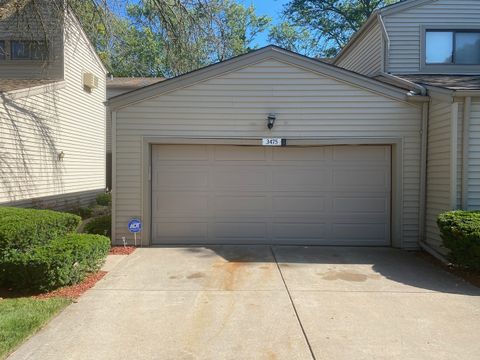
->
461;97;472;209
379;72;427;96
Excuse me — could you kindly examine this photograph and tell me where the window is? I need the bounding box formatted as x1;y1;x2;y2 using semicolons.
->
11;40;48;60
0;41;5;60
426;30;480;65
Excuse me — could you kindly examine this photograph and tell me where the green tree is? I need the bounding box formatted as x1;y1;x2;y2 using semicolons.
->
126;0;270;76
212;1;270;61
268;22;320;57
282;0;399;56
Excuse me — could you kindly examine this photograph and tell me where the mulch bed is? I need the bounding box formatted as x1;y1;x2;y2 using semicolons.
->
1;271;107;300
34;271;107;300
418;251;480;288
109;246;136;255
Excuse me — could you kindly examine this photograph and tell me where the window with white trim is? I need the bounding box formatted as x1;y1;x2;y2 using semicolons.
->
426;30;480;65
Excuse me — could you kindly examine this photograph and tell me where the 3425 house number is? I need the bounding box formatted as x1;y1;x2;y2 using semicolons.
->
262;138;285;146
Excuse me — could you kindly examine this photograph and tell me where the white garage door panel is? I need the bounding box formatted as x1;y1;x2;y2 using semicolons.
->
151;145;391;245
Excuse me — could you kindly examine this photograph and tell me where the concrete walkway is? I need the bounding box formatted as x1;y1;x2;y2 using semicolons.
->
9;246;480;360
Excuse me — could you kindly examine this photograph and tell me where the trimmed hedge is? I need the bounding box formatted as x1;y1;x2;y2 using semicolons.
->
0;234;110;292
0;207;81;252
84;215;111;237
96;193;111;206
437;211;480;271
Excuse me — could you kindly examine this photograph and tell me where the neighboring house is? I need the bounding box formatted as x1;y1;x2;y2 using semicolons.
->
106;77;164;189
0;1;107;209
107;0;479;258
333;0;480;255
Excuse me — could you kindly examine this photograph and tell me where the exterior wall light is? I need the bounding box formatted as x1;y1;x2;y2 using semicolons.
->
267;113;276;130
57;151;65;162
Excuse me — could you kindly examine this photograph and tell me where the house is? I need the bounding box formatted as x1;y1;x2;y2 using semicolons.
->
332;0;480;255
107;0;479;258
0;1;107;209
106;77;164;189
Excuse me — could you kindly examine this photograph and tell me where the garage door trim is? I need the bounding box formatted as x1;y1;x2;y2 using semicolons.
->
138;137;403;248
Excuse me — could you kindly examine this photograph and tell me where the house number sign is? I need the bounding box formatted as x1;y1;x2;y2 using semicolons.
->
262;138;286;146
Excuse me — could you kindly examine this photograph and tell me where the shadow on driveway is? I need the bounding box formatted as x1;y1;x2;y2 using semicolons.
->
178;245;480;296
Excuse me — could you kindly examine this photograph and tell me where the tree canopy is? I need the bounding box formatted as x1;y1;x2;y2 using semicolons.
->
0;0;402;76
279;0;400;57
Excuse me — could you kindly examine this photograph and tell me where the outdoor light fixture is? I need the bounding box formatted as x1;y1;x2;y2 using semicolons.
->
267;113;276;130
57;151;65;162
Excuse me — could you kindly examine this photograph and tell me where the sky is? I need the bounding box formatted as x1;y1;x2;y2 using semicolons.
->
240;0;290;46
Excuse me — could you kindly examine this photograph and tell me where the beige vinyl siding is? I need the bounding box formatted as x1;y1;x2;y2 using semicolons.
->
107;88;135;154
335;21;384;76
425;99;453;253
113;59;423;248
0;13;106;208
383;0;480;74
468;98;480;208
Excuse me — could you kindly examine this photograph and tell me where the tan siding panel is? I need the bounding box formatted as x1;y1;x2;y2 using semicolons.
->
425;99;452;253
336;22;383;76
468;99;480;208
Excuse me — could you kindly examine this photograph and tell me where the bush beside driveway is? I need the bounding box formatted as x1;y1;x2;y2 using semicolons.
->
0;206;111;358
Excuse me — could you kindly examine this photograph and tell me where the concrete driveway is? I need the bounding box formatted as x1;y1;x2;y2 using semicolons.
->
9;246;480;360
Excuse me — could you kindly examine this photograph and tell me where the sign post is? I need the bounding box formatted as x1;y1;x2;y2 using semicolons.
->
128;218;142;247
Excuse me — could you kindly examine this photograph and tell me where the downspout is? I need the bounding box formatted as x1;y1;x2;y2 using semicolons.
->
419;102;429;243
377;14;390;73
450;103;459;209
111;110;117;244
462;97;472;209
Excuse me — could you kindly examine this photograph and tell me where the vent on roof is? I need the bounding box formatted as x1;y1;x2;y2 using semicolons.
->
83;72;98;90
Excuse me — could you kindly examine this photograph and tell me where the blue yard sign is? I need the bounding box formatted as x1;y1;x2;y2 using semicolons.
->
128;218;142;233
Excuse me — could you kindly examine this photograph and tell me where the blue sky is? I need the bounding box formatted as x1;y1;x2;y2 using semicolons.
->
240;0;290;46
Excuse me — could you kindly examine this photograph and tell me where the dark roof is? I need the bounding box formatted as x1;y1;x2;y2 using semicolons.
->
398;75;480;91
0;79;60;93
107;77;165;89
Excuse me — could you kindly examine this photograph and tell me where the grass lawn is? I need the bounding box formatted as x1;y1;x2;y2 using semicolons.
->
0;298;71;359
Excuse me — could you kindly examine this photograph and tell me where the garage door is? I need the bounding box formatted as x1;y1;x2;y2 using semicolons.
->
151;145;391;246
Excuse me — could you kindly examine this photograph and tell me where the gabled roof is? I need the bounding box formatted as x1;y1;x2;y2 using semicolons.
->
108;45;416;110
334;0;437;64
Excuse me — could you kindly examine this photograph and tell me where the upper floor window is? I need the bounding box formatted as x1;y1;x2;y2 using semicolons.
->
426;30;480;65
11;40;48;60
0;41;5;60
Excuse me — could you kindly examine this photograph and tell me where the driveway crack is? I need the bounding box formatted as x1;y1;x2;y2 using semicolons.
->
270;246;316;360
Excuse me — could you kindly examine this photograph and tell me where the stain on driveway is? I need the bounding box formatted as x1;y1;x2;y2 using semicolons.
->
8;246;480;360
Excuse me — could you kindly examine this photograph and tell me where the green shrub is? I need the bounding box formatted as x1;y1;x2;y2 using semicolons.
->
437;211;480;271
0;207;81;252
96;193;111;206
0;234;110;292
67;206;94;220
84;215;111;237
